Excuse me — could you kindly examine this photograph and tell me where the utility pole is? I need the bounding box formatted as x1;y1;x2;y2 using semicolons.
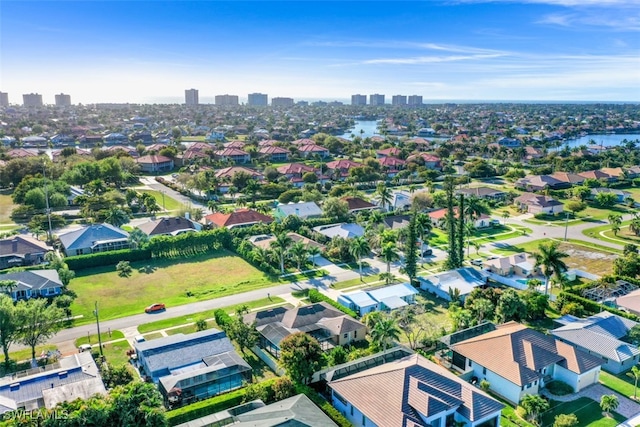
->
93;301;104;358
564;211;570;241
42;162;53;243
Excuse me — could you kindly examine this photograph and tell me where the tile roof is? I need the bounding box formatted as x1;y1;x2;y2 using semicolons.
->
292;138;316;145
277;163;317;175
342;196;376;211
378;156;406;167
456;187;505;197
329;354;503;427
214;166;262;180
136;154;172;164
136;216;198;236
204;209;273;228
216;148;249;157
515;193;563;208
0;235;51;259
259;146;290;155
451;322;602;386
326;159;363;170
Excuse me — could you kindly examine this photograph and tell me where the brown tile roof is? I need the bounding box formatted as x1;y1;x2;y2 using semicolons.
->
329;354;503;426
550;172;585;184
378;156;406;167
0;235;51;258
259;145;290;155
204;208;273;228
376;147;401;157
292;138;316;145
578;170;613;180
326;159;363;170
224;140;246;149
451;322;602;386
277;163;317;175
216;148;249;157
342;196;376;211
6;148;37;158
136;155;172;164
214;166;262;180
298;144;328;153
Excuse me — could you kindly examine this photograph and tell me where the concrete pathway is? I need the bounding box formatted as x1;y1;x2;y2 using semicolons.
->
617;411;640;427
541;383;640;418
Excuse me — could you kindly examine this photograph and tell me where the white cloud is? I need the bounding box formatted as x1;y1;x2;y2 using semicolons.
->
453;0;640;7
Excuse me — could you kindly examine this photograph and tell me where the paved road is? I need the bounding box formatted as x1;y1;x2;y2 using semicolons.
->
137;176;207;210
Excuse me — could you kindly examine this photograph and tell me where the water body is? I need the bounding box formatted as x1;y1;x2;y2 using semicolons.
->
340;120;380;139
564;133;640;148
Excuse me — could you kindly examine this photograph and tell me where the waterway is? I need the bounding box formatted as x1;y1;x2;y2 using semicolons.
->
339;120;380;139
564;133;640;148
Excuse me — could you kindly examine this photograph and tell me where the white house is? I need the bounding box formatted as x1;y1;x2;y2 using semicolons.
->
338;283;418;315
417;267;488;302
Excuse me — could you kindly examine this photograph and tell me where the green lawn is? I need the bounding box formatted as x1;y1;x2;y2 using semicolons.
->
332;275;383;290
0;192;17;224
540;397;624;427
143;332;164;341
100;339;133;366
8;344;58;364
599;370;638;398
75;330;125;347
137;189;185;212
430;225;532;249
165;322;216;336
69;250;276;324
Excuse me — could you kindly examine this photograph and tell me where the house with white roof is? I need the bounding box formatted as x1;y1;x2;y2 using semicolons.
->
313;223;364;239
417;267;488;302
338;283;418;315
483;253;540;278
552;312;639;374
274;201;322;220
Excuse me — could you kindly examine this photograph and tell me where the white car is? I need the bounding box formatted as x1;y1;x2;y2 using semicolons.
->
471;259;483;266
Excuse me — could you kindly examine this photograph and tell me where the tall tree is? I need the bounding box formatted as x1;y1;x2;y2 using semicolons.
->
632;365;640;400
349;236;370;281
380;242;400;284
520;394;550;425
289;242;308;271
279;332;325;384
532;241;569;296
403;211;418;284
307;245;321;268
104;207;130;228
0;295;18;369
444;177;459;269
270;232;293;274
128;227;150;250
228;319;259;354
415;212;433;266
600;394;619;417
375;182;392;211
370;315;401;351
609;213;623;236
456;193;465;265
16;298;65;363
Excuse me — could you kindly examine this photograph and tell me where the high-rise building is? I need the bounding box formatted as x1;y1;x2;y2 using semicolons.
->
185;89;199;105
214;94;239;106
408;95;423;106
0;92;8;107
369;94;385;106
247;93;268;106
392;95;407;106
351;94;367;106
55;93;71;106
23;93;43;107
271;97;294;107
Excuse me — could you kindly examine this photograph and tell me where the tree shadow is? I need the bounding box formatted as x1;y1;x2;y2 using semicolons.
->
138;265;157;274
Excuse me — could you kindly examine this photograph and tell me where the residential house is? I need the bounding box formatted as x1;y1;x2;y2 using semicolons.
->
552;312;639;374
277;162;317;179
0;269;63;301
616;288;640;316
589;187;632;203
203;209;273;229
624;166;640;179
417;267;488;302
524;146;544;161
313;223;365;239
136;216;202;237
382;214;411;230
215;148;250;164
407;152;441;169
343;196;378;214
428;208;491;229
515;175;568;191
0;352;106;415
456;187;506;201
103;145;138;158
375;147;401;158
326;159;363;180
578;169;617;183
449;322;602;404
214;166;263;186
338;283;418;315
134;329;252;406
248;232;324;251
514;193;564;215
0;235;51;270
224;140;246;149
59;223;130;256
328;353;504;427
136;155;174;173
483;253;540;277
274;201;322;220
258;145;290;162
6;148;38;159
377;156;406;177
291;138;316;146
550;172;585;186
298;143;330;158
174;394;338;427
497;137;521;147
600;167;626;181
244;302;367;357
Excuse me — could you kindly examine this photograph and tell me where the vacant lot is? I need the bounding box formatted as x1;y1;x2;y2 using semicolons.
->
0;192;17;224
137;189;185;212
69;250;274;323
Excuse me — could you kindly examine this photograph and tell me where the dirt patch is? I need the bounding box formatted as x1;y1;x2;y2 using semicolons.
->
559;243;616;276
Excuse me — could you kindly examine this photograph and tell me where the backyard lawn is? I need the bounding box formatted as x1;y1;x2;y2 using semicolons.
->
137;189;185;212
69;250;276;324
0;192;17;224
599;370;638;398
540;397;624;427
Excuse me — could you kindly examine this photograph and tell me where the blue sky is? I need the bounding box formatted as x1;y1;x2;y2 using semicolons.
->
1;0;639;104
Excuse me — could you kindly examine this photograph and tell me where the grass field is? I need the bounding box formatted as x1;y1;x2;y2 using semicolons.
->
540;397;624;427
8;344;58;364
332;275;382;290
69;250;276;324
137;189;185;212
0;192;17;224
100;339;133;366
599;370;638;398
75;330;125;347
430;225;532;249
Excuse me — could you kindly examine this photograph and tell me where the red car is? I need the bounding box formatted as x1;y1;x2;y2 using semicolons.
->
145;303;166;313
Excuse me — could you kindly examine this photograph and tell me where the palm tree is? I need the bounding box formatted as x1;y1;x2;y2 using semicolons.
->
207;200;219;213
270;233;293;274
307;245;321;268
632;365;640;400
502;211;510;226
349;236;370;281
415;213;432;266
464;196;489;221
289;242;308;271
370;316;401;351
127;227;149;250
104;207;130;228
380;242;400;284
609;213;623;236
600;394;619;417
532;241;569;296
376;182;392;211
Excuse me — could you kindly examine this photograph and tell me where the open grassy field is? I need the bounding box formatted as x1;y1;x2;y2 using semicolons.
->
540;397;624;427
69;250;276;324
137;189;185;212
0;192;17;224
490;239;617;276
8;344;58;364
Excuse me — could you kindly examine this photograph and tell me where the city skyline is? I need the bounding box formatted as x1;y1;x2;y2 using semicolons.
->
1;0;639;104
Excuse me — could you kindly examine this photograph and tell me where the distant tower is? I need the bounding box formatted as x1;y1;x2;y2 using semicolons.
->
392;95;407;106
55;93;71;106
23;93;43;107
185;89;199;105
0;92;8;107
247;93;268;106
351;94;367;106
214;94;239;106
369;94;385;106
408;95;423;106
271;97;294;107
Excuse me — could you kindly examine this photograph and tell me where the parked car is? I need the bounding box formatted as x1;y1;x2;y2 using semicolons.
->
145;303;166;313
78;344;92;353
471;259;483;266
422;248;433;256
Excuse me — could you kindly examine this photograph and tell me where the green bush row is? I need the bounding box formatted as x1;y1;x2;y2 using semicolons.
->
146;228;232;258
64;248;152;270
294;384;353;427
214;309;233;331
558;291;640;322
308;289;358;318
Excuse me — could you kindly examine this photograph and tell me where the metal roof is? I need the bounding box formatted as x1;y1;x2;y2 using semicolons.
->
59;223;129;251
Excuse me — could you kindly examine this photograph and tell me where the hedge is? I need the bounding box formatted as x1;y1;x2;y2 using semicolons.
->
558;291;640;322
166;378;277;426
64;249;152;270
214;309;233;331
146;228;232;258
308;289;358;318
294;384;353;427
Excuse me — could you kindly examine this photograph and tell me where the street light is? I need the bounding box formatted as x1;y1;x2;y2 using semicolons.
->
93;301;104;358
42;162;53;243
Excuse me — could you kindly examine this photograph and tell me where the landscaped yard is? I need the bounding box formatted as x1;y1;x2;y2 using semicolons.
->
396;290;452;348
429;224;532;249
69;250;276;324
100;339;133;367
137;189;185;212
75;330;125;347
332;275;383;290
540;397;625;427
599;370;638;399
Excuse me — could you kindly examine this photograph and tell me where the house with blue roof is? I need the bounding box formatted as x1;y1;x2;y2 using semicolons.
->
338;283;419;316
552;312;639;374
59;223;130;256
0;269;63;301
134;329;252;407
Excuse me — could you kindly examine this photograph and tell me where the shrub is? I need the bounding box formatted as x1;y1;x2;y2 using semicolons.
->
308;289;357;318
545;380;574;396
480;379;490;392
64;249;152;270
213;309;233;331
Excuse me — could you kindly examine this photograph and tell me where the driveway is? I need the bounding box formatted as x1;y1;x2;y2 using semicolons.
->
542;383;640;418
